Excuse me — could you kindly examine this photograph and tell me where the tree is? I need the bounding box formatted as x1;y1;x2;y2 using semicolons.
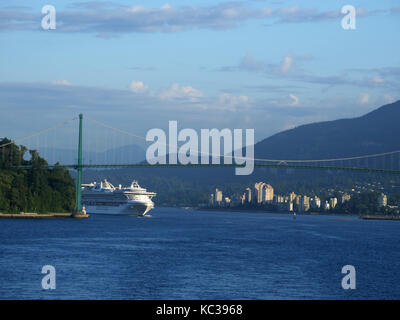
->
0;138;75;213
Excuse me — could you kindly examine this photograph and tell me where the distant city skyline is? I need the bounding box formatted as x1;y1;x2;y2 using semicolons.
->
208;181;397;215
1;0;399;145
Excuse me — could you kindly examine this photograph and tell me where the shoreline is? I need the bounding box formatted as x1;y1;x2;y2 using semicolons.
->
361;215;400;221
196;207;400;220
197;206;359;217
0;212;89;219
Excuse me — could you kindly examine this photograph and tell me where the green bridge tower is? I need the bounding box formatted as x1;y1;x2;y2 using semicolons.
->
74;113;85;216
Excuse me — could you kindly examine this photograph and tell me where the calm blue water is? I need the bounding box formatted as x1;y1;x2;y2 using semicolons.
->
0;208;399;299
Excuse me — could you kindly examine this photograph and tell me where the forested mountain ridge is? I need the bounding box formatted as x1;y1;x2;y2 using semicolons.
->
254;100;400;160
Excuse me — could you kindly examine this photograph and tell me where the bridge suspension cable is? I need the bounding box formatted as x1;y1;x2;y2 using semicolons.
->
0;117;78;149
85;116;400;165
2;115;400;168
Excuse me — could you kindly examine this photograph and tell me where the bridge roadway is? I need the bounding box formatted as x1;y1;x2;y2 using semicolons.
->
12;163;400;174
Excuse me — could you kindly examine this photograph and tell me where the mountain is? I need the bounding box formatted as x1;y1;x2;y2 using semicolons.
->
37;144;146;165
254;100;400;160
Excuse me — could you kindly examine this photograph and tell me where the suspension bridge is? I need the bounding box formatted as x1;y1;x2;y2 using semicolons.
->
1;114;400;214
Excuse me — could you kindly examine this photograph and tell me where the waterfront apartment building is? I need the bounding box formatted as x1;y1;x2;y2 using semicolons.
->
310;197;321;209
253;182;265;204
245;187;252;203
215;188;223;205
329;197;338;209
252;182;274;204
299;196;310;212
378;193;387;207
274;195;285;203
264;184;274;202
277;201;293;212
209;194;214;206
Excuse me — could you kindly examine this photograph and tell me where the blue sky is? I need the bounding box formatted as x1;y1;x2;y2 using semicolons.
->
0;0;399;148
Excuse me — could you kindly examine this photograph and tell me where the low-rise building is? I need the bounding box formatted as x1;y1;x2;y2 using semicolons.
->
277;201;293;212
339;193;351;204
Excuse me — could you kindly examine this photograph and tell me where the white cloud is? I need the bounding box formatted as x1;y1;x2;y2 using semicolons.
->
218;93;251;111
0;4;375;36
358;93;370;105
281;54;293;73
369;76;384;86
288;93;299;106
158;83;204;101
228;52;312;76
128;6;145;13
128;81;149;93
383;94;395;103
161;3;172;10
239;53;266;72
279;5;301;15
222;8;239;18
244;115;252;124
51;80;74;86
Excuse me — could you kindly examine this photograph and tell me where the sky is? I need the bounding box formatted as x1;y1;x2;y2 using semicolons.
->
0;0;399;149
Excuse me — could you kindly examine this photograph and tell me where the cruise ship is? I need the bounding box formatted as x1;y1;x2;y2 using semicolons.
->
81;180;156;216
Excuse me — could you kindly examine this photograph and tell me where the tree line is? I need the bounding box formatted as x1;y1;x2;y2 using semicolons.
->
0;138;75;213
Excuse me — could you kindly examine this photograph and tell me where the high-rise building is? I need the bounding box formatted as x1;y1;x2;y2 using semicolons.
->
209;194;214;206
215;188;223;204
310;197;321;209
323;201;330;211
378;193;387;207
299;195;310;212
240;193;245;205
254;182;265;204
289;192;296;202
264;184;274;202
329;197;338;209
252;182;274;204
245;187;252;203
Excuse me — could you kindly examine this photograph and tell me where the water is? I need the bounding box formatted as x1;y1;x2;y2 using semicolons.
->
0;208;399;299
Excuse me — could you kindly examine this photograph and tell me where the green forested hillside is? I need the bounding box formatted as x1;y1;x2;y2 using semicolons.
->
0;138;75;213
254;100;400;161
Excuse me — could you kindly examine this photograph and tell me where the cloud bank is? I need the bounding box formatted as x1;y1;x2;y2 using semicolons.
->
0;2;384;37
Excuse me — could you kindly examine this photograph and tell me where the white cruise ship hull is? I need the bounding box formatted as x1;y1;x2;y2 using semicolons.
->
83;201;154;216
